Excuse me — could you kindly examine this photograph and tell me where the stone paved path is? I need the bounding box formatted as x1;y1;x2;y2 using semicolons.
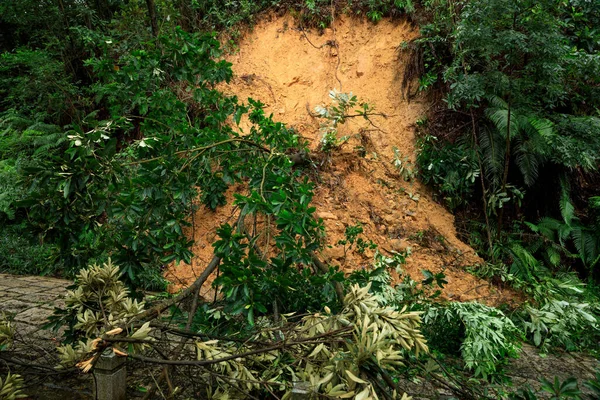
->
0;274;93;399
0;274;69;337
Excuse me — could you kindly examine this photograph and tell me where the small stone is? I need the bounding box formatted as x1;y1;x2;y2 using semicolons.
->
390;239;409;253
317;211;338;220
356;58;367;77
321;247;345;261
383;214;395;224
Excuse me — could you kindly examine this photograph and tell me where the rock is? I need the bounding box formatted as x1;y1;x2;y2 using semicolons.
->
356;58;368;77
321;247;345;261
383;214;396;224
317;211;338;220
390;239;409;253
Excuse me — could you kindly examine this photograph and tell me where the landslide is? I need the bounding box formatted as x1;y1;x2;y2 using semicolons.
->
165;14;518;306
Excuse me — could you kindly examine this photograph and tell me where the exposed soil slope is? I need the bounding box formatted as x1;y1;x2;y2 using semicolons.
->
166;14;517;306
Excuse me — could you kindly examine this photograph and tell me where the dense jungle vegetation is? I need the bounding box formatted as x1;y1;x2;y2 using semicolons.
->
1;0;600;399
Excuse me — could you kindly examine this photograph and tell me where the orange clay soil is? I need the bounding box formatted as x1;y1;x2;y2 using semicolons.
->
164;14;520;306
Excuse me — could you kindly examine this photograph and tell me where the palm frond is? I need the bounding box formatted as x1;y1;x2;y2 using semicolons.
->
528;117;554;137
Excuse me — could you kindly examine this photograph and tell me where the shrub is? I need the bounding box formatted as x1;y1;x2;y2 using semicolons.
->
417;134;479;210
53;261;427;399
424;302;520;379
0;226;60;276
0;49;81;123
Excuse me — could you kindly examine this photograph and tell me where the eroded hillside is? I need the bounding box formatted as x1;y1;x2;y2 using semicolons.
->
166;14;516;305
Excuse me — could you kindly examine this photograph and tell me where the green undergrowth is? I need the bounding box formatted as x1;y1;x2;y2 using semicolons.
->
1;0;600;398
408;0;600;377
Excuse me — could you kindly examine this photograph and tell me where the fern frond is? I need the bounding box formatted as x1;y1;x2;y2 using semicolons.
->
486;95;508;110
32;131;67;155
512;117;551;186
528;117;554;137
513;139;540;186
509;242;543;280
485;107;519;140
479;127;504;186
535;217;562;240
545;245;562;268
559;179;575;226
572;226;600;268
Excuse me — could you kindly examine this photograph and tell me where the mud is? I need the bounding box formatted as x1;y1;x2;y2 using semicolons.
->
165;14;519;306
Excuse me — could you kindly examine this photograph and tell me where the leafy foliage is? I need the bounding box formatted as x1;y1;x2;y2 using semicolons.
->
3;0;600;397
509;376;582;400
57;262;426;399
337;223;377;258
0;372;25;400
424;302;519;379
519;299;599;352
585;369;600;398
0;316;14;351
0;20;329;290
416;133;479;210
528;186;600;273
410;0;600;301
349;254;521;381
0;49;82;122
197;282;427;399
51;260;152;369
315;90;373;152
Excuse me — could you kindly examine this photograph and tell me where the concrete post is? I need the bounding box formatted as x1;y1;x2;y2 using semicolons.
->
94;349;127;400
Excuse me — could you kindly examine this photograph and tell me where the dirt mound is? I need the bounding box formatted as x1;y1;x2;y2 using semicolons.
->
165;14;518;306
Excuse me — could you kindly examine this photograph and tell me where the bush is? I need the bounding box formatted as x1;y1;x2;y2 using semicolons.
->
424;302;520;379
417;134;479;210
0;49;81;123
0;226;60;276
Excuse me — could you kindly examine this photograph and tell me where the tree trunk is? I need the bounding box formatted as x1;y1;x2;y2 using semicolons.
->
497;100;512;235
146;0;159;37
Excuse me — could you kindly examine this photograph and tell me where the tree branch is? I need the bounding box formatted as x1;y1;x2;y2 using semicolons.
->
133;255;221;323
